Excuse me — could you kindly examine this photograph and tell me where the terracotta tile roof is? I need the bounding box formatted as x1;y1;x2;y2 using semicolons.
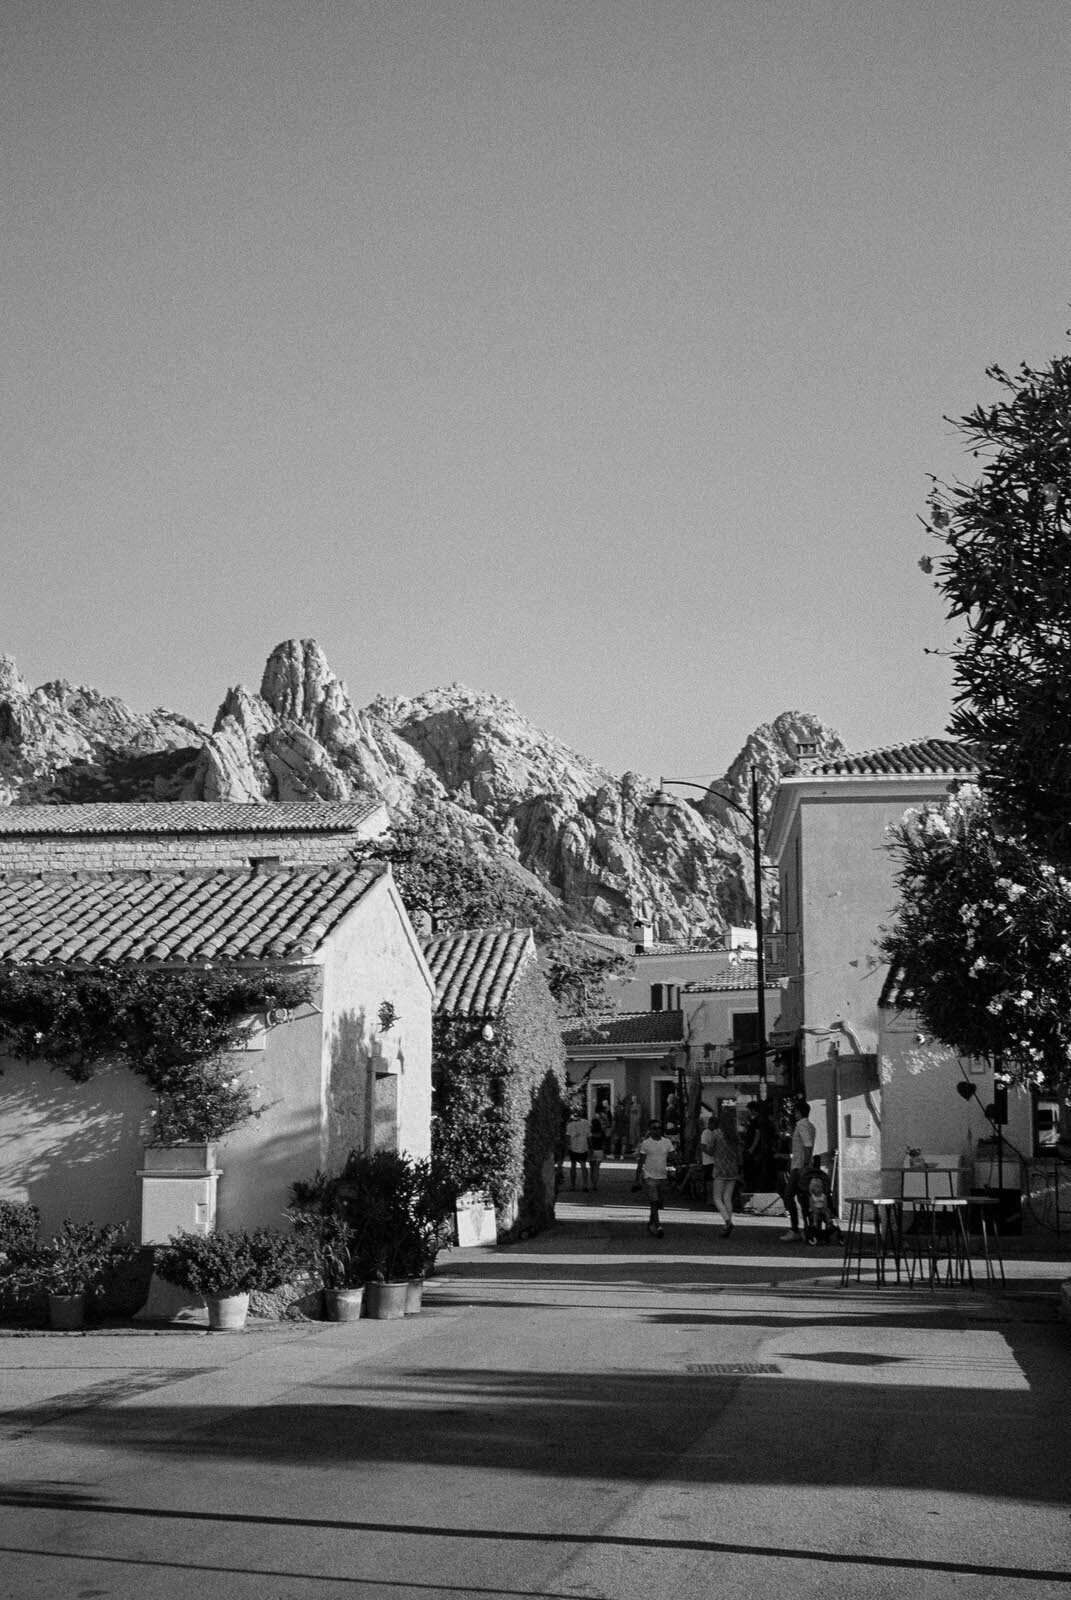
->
803;739;978;779
564;1010;686;1049
684;961;780;993
422;927;535;1016
878;963;906;1008
0;863;384;965
0;800;383;836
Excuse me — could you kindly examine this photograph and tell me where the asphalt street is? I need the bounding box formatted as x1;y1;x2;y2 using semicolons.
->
0;1163;1069;1600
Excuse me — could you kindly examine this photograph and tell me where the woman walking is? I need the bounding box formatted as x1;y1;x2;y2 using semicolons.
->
709;1113;740;1239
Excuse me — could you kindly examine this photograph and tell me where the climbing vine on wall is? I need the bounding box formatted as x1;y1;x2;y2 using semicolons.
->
432;966;566;1232
0;965;316;1140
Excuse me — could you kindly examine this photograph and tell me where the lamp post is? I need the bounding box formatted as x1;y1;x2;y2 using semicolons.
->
649;765;769;1080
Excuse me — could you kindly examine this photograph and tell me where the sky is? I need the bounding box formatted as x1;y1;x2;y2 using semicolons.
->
2;1;1069;781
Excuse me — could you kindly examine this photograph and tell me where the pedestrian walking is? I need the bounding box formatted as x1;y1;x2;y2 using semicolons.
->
565;1107;592;1191
780;1099;816;1242
708;1114;740;1238
635;1119;675;1238
699;1111;716;1206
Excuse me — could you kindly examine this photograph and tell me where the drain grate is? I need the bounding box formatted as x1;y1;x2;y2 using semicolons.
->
686;1361;783;1376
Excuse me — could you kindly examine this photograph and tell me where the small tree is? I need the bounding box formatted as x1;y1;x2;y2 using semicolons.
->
922;348;1071;862
366;807;632;1022
880;785;1071;1093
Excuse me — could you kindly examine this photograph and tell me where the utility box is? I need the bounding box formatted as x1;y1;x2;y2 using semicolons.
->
138;1144;220;1245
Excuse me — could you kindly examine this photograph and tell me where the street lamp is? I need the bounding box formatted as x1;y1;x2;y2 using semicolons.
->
648;765;770;1080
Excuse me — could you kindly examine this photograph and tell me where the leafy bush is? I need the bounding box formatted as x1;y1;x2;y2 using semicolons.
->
154;1229;304;1297
0;1201;40;1265
12;1220;136;1297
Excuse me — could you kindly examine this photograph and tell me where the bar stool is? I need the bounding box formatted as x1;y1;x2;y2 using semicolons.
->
840;1197;903;1286
910;1197;975;1288
966;1195;1006;1285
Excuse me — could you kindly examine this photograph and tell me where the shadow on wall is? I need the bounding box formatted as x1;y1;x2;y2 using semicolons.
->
215;1105;324;1233
328;1008;397;1158
0;1058;153;1232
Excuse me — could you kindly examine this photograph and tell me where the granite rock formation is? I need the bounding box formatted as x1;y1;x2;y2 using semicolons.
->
0;641;845;940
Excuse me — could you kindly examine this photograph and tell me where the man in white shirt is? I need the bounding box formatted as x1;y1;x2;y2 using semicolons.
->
564;1110;592;1191
780;1099;817;1242
635;1120;675;1238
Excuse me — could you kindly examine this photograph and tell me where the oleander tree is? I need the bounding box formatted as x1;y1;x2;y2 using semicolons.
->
880;785;1071;1093
921;347;1071;862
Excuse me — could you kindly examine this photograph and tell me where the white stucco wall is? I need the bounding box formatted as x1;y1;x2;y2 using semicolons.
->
0;1055;155;1234
879;1006;1032;1172
319;873;434;1167
213;993;325;1232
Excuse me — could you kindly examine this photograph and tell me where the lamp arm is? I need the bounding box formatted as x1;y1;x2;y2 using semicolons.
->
659;776;754;828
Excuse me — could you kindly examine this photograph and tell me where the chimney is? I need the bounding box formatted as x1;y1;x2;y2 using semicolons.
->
633;914;654;953
793;739;820;770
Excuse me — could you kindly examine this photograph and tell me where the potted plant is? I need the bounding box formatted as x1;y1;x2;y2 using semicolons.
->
334;1150;452;1319
154;1228;303;1331
288;1174;364;1322
397;1160;454;1314
12;1220;136;1330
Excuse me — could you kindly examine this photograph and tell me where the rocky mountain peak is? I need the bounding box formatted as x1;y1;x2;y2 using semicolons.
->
0;637;847;940
0;656;28;699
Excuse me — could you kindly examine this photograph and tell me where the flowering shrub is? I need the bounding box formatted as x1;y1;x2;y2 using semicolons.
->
881;785;1071;1091
0;966;314;1140
919;350;1071;865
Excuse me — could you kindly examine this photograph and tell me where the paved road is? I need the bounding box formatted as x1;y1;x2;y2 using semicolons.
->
1;1164;1069;1599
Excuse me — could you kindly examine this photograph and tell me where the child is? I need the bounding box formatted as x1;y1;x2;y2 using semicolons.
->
803;1153;839;1243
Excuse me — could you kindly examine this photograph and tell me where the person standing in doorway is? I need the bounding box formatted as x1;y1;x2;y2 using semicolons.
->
635;1119;675;1238
612;1097;629;1159
565;1107;592;1191
780;1099;816;1242
588;1106;608;1190
627;1095;642;1153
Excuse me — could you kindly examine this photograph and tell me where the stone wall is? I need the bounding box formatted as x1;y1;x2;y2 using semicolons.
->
0;830;366;873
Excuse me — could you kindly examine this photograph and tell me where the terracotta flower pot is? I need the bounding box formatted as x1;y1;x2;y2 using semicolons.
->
205;1292;249;1331
325;1286;365;1322
405;1277;424;1315
48;1293;86;1331
364;1280;408;1320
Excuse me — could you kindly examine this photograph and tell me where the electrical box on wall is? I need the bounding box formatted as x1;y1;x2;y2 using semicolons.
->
845;1110;872;1138
138;1145;220;1245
